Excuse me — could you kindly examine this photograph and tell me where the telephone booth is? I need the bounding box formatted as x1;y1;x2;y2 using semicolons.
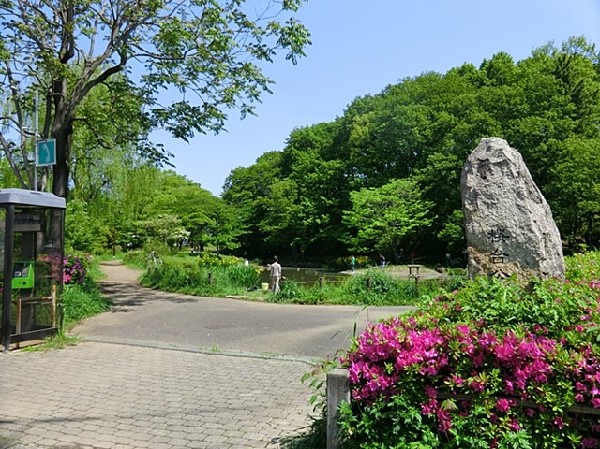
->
0;189;66;351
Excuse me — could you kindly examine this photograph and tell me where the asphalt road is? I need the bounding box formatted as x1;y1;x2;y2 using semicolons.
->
0;261;414;449
72;261;413;360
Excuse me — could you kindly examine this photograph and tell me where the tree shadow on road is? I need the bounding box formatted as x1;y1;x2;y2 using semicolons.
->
99;282;199;313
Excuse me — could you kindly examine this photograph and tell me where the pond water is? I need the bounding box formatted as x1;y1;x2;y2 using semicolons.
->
259;267;348;286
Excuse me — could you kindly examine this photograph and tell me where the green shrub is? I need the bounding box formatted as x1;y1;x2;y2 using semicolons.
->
190;252;240;268
139;255;465;305
565;251;600;282
122;250;148;268
140;256;260;297
267;280;305;303
336;275;600;448
61;278;110;326
341;270;401;306
57;253;110;328
227;265;261;289
336;271;464;307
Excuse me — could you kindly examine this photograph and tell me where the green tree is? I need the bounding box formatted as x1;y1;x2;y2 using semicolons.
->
413;152;465;256
222;151;284;258
279;124;349;258
142;214;190;249
223;36;600;260
547;137;600;248
0;0;310;248
69;75;158;204
65;198;107;253
344;178;434;261
148;171;241;253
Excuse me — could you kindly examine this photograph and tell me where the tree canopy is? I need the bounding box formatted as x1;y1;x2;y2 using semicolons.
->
0;0;310;198
223;36;600;263
344;178;434;261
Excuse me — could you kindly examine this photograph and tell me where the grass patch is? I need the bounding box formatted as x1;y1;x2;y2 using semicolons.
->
22;331;80;352
62;278;111;328
140;254;262;298
265;270;465;306
136;251;466;306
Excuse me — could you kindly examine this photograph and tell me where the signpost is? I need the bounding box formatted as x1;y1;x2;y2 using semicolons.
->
36;139;56;166
34;139;56;192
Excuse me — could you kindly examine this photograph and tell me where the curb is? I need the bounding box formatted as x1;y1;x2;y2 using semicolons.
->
77;335;318;366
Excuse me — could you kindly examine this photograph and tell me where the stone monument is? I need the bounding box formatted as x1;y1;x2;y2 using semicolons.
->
461;137;564;280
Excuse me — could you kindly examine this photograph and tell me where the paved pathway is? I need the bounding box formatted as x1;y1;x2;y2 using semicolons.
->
0;261;411;448
0;342;313;449
73;262;409;359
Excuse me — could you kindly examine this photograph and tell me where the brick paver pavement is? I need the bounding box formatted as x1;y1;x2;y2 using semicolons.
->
0;342;315;448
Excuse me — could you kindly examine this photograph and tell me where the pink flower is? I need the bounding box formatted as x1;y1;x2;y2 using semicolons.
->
504;380;514;395
421;398;438;415
495;398;512;413
436;409;452;432
553;416;564;429
471;380;485;393
581;438;600;448
449;374;465;387
424;385;437;398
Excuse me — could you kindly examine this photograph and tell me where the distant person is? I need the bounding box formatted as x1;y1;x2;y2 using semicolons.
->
380;254;386;268
398;248;405;264
270;255;282;294
351;255;356;272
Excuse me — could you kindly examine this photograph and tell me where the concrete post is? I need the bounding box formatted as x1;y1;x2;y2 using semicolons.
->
327;368;350;449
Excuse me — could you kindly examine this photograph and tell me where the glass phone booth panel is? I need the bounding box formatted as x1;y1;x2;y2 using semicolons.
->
0;189;66;352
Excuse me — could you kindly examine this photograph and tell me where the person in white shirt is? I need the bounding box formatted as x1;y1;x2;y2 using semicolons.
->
270;255;282;294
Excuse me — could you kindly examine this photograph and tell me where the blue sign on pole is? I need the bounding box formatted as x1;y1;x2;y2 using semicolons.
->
36;139;56;166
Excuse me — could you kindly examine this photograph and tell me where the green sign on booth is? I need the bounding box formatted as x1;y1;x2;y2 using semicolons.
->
36;139;56;166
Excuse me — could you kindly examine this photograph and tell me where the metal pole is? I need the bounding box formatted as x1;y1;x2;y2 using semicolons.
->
33;93;38;191
2;205;15;352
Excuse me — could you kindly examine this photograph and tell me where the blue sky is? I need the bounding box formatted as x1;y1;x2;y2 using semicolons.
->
155;0;600;196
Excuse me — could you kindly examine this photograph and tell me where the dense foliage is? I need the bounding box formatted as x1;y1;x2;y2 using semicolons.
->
268;270;464;307
61;255;110;326
223;37;600;263
64;168;242;256
139;252;262;297
335;254;600;448
133;249;465;306
0;0;310;201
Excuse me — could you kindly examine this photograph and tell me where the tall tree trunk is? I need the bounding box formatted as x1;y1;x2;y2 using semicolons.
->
49;78;73;252
51;78;72;198
51;128;71;199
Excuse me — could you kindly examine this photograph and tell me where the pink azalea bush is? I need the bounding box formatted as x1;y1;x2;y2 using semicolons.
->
63;255;87;284
38;254;88;284
338;276;600;448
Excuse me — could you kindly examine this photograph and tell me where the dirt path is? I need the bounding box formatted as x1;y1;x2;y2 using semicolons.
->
98;259;143;284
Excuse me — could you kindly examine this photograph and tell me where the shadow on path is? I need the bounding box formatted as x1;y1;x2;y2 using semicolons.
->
75;261;414;359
